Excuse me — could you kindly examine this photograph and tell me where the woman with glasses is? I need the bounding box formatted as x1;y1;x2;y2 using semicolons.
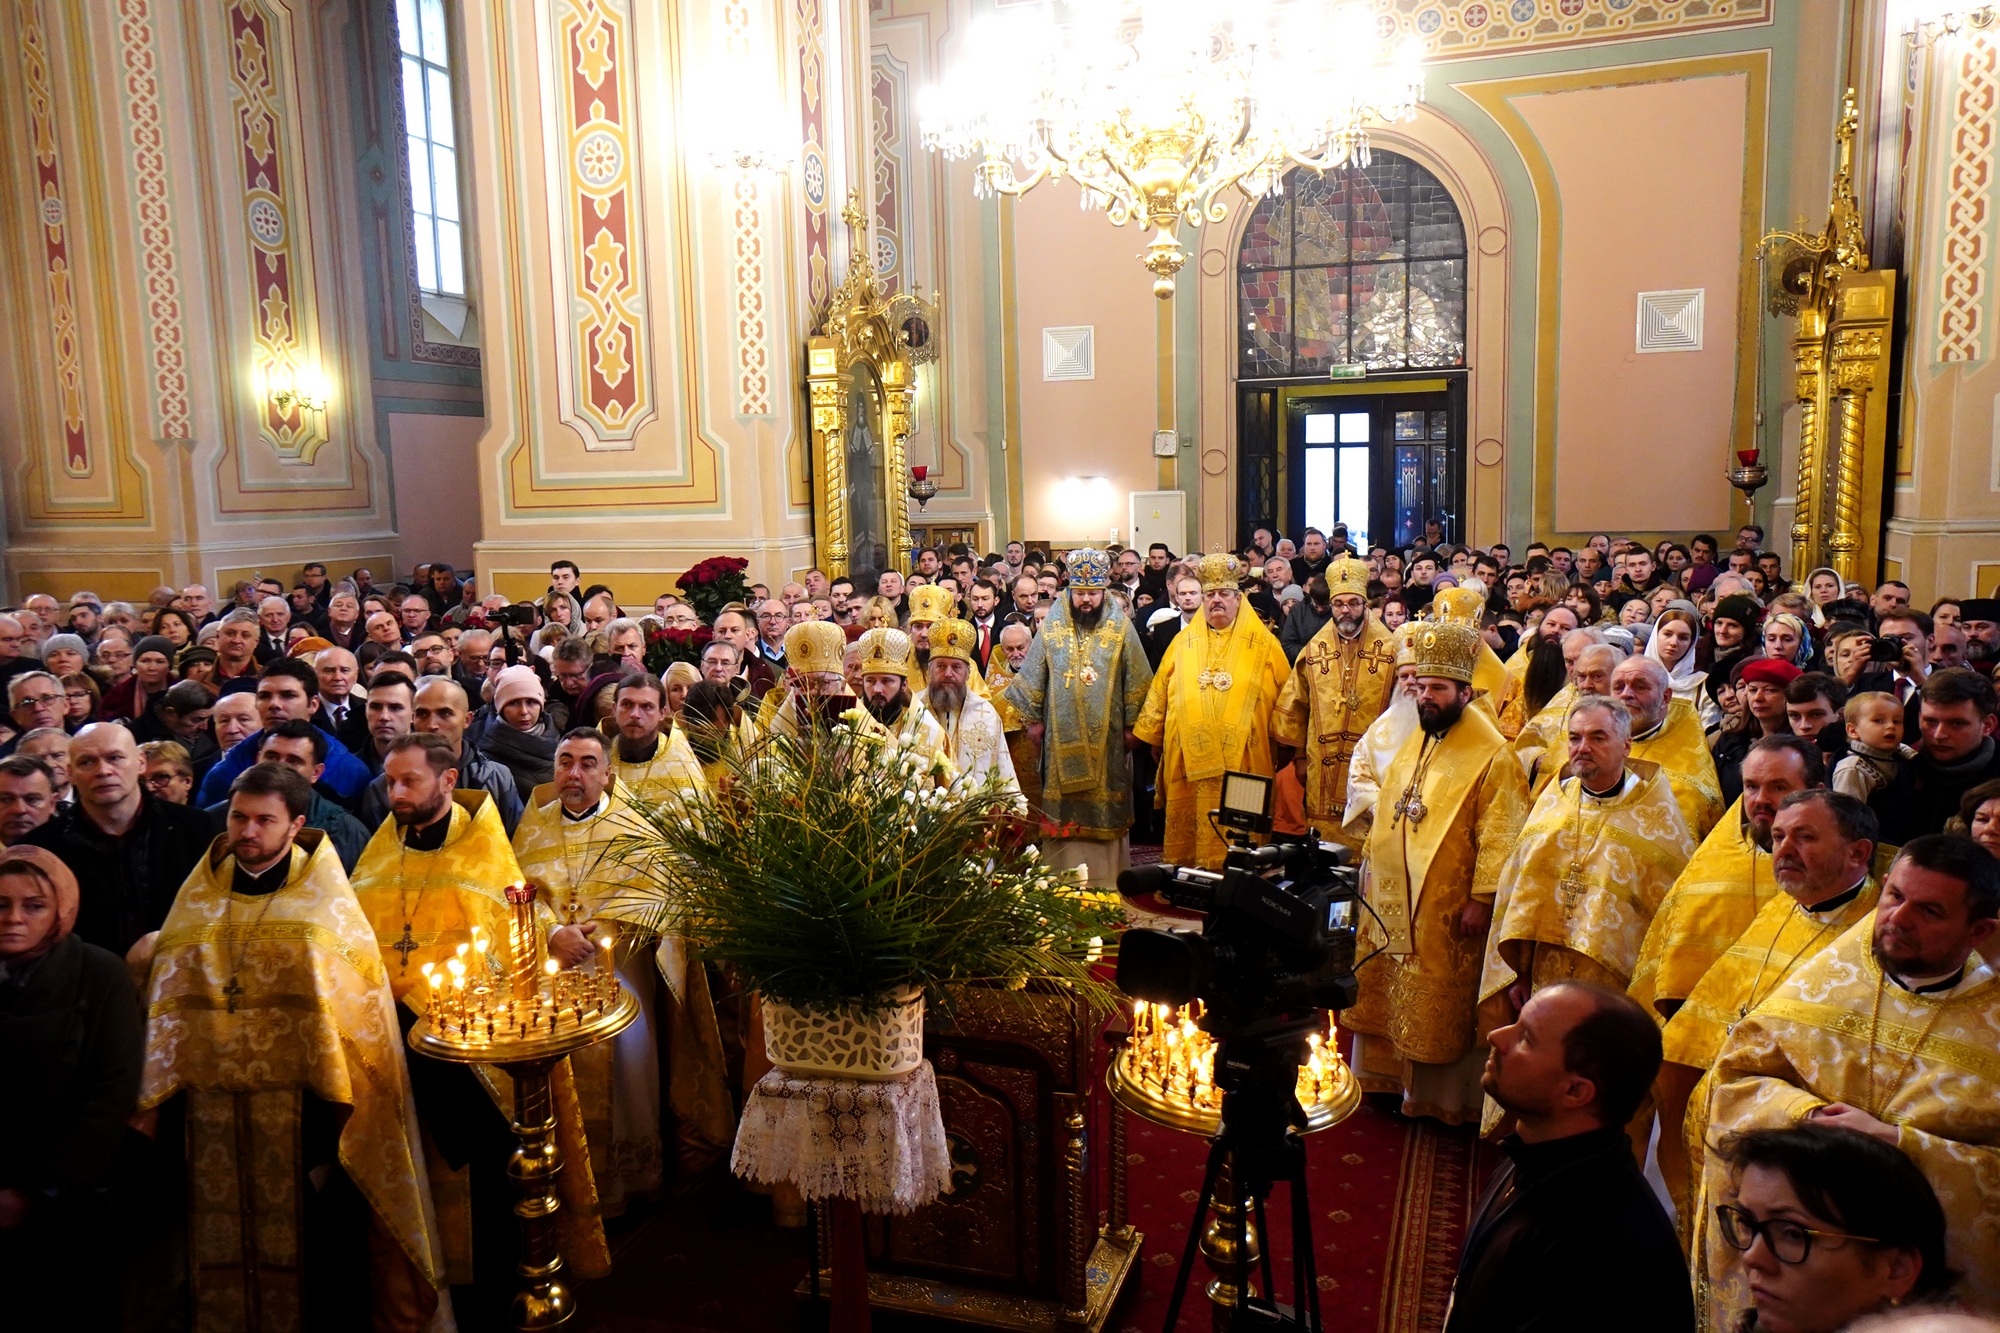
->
1712;1124;1953;1333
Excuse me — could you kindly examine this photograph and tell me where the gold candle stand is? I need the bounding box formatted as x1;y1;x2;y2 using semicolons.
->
1106;1002;1359;1331
407;883;637;1331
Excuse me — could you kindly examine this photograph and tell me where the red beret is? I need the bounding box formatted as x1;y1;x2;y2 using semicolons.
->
1736;658;1802;689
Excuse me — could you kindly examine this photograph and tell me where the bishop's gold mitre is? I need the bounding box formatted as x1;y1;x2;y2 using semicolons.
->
1325;556;1371;599
1197;551;1242;593
907;583;957;625
783;620;847;674
1392;621;1420;667
1410;614;1481;683
1429;584;1488;627
857;627;919;684
928;617;977;665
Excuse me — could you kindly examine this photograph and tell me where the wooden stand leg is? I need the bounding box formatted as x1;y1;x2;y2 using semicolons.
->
826;1196;871;1333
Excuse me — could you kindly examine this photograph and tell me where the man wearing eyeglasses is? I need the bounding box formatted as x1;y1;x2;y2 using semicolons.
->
1445;981;1690;1333
1704;833;2000;1326
0;672;67;757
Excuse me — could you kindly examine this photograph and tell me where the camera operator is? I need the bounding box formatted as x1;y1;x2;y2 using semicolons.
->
1849;610;1932;738
1446;982;1691;1333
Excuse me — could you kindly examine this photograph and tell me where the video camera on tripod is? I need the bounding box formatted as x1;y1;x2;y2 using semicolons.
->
1110;772;1368;1333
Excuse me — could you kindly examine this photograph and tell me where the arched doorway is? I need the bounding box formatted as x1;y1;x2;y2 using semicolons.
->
1235;155;1469;551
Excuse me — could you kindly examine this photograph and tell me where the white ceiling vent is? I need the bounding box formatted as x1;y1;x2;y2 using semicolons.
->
1636;289;1705;353
1043;325;1095;381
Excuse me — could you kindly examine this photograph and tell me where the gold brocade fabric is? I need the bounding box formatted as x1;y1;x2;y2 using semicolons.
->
138;835;449;1321
594;721;708;807
913;690;1019;794
1510;683;1577;777
1701;922;2000;1328
348;793;611;1281
1528;698;1723;842
1349;707;1529;1068
513;786;736;1200
1134;604;1291;869
986;662;1044;817
1269;615;1397;848
1626;800;1774;1019
1477;761;1697;1035
1495;647;1532;740
1657;880;1880;1248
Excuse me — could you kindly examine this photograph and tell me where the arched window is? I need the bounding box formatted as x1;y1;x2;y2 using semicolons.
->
1238;155;1467;377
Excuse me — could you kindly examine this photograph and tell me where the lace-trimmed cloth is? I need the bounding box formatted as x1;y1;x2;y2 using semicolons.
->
730;1062;951;1213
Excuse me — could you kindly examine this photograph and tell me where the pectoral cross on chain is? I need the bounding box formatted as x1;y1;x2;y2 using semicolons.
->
1558;868;1588;924
223;976;244;1015
392;925;420;969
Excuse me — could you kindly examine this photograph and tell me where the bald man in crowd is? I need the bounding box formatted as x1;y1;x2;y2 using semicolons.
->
355;677;523;833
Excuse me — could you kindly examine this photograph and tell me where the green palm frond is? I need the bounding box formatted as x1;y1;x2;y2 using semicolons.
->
599;721;1121;1014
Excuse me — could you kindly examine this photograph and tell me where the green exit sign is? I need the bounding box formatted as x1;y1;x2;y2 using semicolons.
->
1328;364;1366;380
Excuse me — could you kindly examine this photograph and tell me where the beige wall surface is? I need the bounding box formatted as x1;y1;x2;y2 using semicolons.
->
1515;74;1749;536
1012;186;1161;544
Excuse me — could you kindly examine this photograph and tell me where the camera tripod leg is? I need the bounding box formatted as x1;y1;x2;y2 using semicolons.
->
1252;1195;1276;1320
1291;1165;1323;1333
1160;1139;1227;1333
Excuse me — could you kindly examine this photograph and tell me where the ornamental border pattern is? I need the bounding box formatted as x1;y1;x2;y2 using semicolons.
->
553;0;651;443
1938;33;1998;364
115;0;191;440
17;0;90;476
869;50;906;296
724;0;770;417
227;0;322;460
797;0;829;316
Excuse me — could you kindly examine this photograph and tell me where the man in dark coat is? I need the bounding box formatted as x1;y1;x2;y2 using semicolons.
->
1869;666;2000;846
1445;981;1692;1333
24;723;212;957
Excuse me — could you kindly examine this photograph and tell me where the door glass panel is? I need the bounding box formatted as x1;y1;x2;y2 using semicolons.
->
1394;410;1425;440
1304;414;1339;445
1338;447;1370;550
1429;410;1450;440
1394;445;1426;547
1338;412;1369;444
1430;445;1452;542
1303;447;1338;537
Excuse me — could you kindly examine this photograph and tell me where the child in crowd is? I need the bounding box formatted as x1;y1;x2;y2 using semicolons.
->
1830;691;1914;801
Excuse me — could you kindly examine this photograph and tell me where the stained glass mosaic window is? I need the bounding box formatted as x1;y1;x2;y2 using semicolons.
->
1238;155;1466;378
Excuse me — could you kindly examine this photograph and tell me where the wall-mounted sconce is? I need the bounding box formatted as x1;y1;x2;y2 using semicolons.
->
262;359;329;416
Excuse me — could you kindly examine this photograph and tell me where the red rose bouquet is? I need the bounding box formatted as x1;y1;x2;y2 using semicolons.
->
676;556;751;623
644;622;713;675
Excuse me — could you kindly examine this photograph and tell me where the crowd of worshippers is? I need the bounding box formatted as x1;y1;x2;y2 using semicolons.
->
4;531;2000;1332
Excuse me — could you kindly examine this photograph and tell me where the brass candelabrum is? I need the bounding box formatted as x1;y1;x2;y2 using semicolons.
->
407;883;638;1331
1108;1001;1360;1331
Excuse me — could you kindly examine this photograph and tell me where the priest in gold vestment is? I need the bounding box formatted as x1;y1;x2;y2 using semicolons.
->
1663;789;1880;1249
1341;624;1419;839
763;621;864;739
1270;556;1397;850
1627;737;1826;1021
1348;609;1529;1124
1134;552;1291;870
918;617;1018;796
1479;696;1695;1038
1002;549;1153;884
1515;636;1622;781
348;733;609;1321
514;731;734;1209
138;764;449;1332
597;672;707;805
1612;656;1725;841
853;627;946;758
1703;835;2000;1327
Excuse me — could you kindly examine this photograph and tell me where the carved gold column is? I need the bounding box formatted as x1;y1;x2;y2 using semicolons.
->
1828;326;1885;583
1789;326;1827;580
806;340;850;576
883;358;916;567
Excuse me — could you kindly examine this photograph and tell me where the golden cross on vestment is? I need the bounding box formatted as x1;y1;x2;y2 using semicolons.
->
1558;868;1588;923
223;975;245;1015
391;924;421;969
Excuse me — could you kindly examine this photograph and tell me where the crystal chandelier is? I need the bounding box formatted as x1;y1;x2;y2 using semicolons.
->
919;1;1423;297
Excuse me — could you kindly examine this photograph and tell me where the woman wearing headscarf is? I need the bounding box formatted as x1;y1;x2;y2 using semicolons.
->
1645;604;1718;730
1803;566;1843;625
0;846;144;1328
1761;610;1818;672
